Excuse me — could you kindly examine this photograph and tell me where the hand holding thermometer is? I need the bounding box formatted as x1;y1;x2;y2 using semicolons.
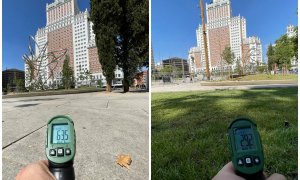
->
228;118;264;179
46;115;76;180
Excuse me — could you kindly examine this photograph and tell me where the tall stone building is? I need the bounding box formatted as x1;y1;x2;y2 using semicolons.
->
25;0;123;88
189;0;262;74
242;36;263;66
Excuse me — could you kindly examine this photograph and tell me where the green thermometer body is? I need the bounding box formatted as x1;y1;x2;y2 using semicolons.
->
46;116;76;180
228;118;264;179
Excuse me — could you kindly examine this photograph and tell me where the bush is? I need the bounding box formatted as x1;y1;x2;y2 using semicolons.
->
97;80;103;88
257;66;267;74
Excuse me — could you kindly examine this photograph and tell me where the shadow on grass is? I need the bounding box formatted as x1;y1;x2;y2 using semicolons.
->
151;87;297;179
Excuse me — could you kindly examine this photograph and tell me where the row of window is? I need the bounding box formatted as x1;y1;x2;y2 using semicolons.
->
75;23;86;29
75;28;86;33
76;64;88;68
74;15;86;22
75;38;86;43
75;34;86;39
48;20;71;31
76;60;87;65
76;57;87;61
76;53;87;58
75;42;87;47
75;46;87;51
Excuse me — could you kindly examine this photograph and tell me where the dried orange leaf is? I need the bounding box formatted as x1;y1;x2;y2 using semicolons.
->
116;154;132;169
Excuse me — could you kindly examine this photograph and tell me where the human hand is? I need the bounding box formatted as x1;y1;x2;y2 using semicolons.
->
16;160;55;180
212;162;286;180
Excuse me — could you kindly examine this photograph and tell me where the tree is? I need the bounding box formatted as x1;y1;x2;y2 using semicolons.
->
117;0;149;92
291;26;298;58
62;55;74;89
221;46;235;77
273;35;294;74
23;36;67;91
160;65;173;74
90;0;149;93
257;65;267;74
13;76;26;92
84;70;93;87
234;58;242;75
222;46;235;65
90;0;121;92
267;44;276;71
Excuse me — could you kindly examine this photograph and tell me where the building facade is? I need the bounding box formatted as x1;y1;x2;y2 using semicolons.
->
287;24;296;38
190;0;262;74
25;0;123;88
3;69;25;92
188;46;201;73
242;36;263;66
162;57;189;75
286;24;297;70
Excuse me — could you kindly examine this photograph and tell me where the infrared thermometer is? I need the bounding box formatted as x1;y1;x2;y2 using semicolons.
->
46;115;76;180
228;118;264;179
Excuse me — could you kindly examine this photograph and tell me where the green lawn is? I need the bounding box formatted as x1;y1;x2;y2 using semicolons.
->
236;74;298;81
152;87;297;179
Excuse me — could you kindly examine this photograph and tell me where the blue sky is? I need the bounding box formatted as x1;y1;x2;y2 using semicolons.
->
152;0;298;63
2;0;298;70
2;0;90;70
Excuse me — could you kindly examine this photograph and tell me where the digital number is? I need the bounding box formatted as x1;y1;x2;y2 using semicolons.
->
56;130;68;141
64;130;68;140
57;130;60;140
240;134;253;148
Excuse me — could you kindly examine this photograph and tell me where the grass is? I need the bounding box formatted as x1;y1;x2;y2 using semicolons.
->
152;87;297;179
235;74;298;81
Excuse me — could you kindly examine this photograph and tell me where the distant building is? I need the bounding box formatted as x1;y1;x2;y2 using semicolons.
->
25;0;123;89
242;36;263;66
287;24;296;38
3;69;25;91
188;46;202;74
135;70;148;89
286;24;297;70
193;0;262;72
162;57;189;75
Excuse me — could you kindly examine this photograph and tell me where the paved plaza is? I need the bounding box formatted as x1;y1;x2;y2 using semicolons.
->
3;92;149;180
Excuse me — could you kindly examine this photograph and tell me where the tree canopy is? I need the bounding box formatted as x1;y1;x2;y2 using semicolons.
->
90;0;121;92
90;0;149;92
221;46;235;65
62;55;74;89
267;44;275;70
267;29;298;72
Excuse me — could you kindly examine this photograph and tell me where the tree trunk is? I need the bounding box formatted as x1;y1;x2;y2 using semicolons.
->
106;81;112;92
123;79;129;93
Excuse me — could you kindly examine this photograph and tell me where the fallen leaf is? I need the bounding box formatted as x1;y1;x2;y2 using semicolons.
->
116;154;132;169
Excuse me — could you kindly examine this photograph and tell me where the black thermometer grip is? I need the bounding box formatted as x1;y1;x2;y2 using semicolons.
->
49;161;75;180
236;170;265;180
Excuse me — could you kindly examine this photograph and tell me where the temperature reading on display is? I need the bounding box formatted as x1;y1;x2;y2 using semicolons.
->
52;124;70;144
235;128;256;151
